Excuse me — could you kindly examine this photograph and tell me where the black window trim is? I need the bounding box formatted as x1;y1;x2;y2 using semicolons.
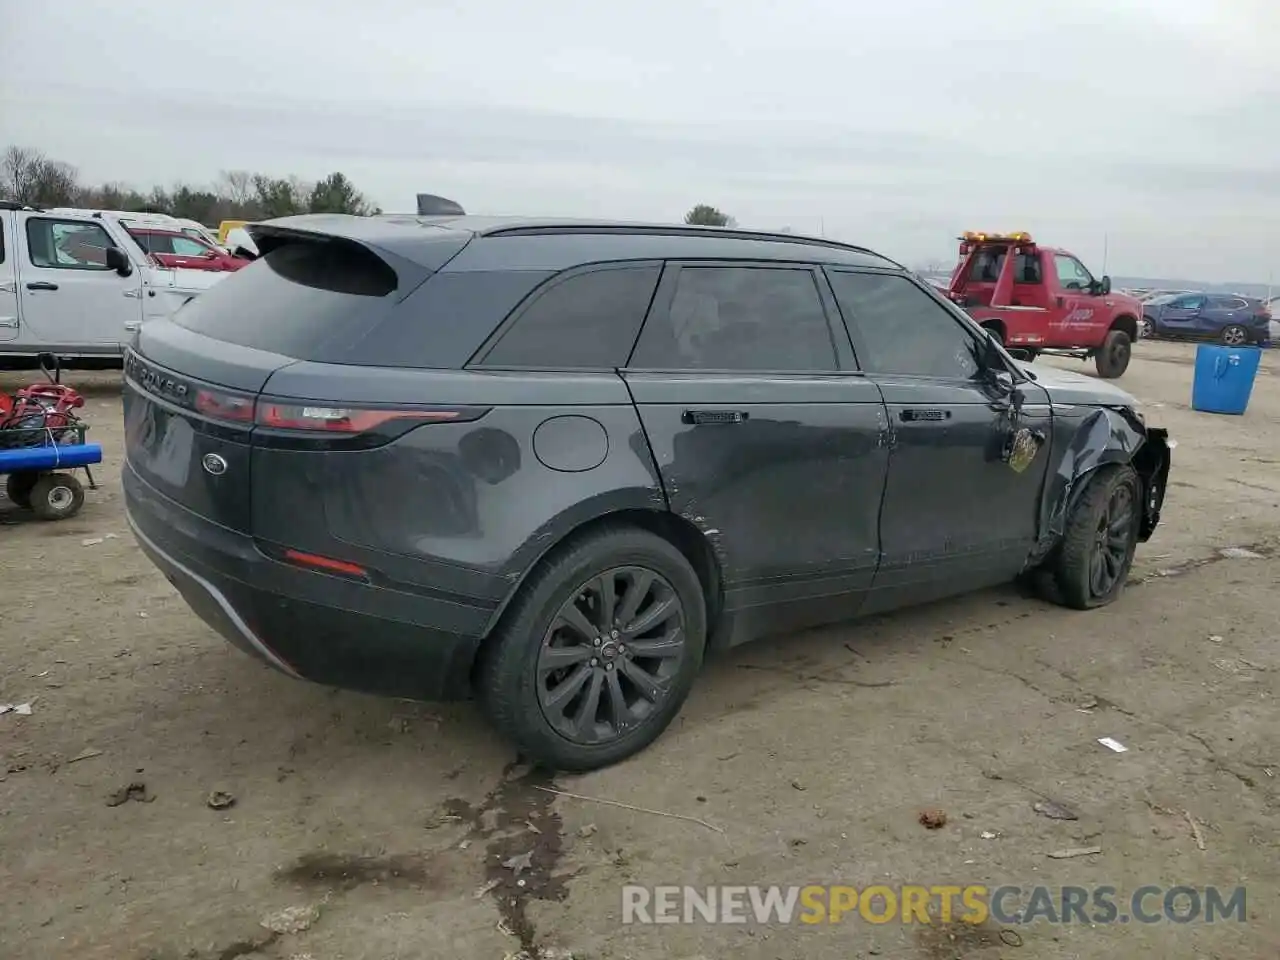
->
825;265;996;384
468;258;664;372
623;259;855;375
0;213;5;264
24;216;118;273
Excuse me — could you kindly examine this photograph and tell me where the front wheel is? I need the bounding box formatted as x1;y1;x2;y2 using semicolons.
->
29;472;85;521
1141;318;1155;339
1094;330;1132;378
1052;465;1141;609
477;526;707;771
1220;324;1248;346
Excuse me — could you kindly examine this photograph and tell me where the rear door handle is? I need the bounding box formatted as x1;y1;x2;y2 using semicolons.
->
899;408;950;422
26;281;59;292
682;409;749;425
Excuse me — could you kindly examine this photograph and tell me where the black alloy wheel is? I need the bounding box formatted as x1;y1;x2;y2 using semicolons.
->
1089;483;1135;599
536;566;687;745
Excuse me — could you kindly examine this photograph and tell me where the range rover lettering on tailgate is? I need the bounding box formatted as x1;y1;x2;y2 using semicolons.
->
122;213;1174;771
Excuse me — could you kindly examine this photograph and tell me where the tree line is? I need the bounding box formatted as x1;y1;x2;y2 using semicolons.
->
2;146;741;230
0;145;380;223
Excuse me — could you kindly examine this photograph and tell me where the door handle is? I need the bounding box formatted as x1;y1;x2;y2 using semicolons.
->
26;281;59;292
900;408;951;422
682;409;749;425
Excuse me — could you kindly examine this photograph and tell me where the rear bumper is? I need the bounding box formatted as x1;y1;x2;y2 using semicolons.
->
123;462;484;701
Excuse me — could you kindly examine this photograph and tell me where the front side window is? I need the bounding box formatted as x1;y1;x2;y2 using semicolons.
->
170;236;212;257
1053;255;1095;291
629;265;837;371
27;219;115;270
1171;294;1206;310
828;270;980;380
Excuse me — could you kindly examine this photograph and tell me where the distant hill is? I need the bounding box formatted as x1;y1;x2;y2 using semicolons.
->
1110;277;1273;298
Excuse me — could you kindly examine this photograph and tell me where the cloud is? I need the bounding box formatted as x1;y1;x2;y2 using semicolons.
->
1;0;1277;280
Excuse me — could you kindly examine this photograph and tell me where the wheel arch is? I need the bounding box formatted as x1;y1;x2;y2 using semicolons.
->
1110;314;1139;342
979;318;1007;342
477;505;725;658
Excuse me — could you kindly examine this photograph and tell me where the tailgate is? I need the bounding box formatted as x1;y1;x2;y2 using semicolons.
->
123;318;293;533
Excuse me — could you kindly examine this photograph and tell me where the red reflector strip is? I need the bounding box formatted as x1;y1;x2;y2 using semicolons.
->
282;549;368;578
256;403;460;433
195;388;255;422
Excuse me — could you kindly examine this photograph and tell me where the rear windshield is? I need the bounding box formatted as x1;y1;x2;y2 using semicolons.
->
172;240;397;358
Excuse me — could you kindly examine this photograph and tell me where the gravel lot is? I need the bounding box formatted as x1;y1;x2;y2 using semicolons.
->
1;339;1277;960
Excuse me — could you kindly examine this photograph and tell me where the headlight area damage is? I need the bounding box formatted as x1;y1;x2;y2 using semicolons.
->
1034;406;1172;560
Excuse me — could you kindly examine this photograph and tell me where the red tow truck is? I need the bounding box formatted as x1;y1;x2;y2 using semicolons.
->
946;231;1143;379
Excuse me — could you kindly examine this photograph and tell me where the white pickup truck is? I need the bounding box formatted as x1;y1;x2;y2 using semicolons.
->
0;202;231;363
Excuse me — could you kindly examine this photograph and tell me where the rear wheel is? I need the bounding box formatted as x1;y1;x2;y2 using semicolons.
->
982;323;1005;345
1052;465;1140;609
29;472;85;521
1094;330;1131;378
1220;324;1248;346
477;526;706;771
5;473;38;509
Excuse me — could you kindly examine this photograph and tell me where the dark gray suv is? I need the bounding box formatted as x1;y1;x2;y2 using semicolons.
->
122;215;1172;770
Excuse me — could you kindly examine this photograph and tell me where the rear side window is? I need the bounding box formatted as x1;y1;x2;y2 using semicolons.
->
629;265;837;371
968;251;1040;283
173;240;397;357
478;264;660;368
829;271;980;380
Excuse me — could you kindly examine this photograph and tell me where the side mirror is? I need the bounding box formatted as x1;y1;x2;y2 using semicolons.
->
1097;275;1112;295
104;246;133;277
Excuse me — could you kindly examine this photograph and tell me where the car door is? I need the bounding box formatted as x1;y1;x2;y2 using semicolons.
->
623;261;890;641
1201;295;1245;339
16;214;144;350
1048;253;1101;339
0;212;17;342
1156;294;1206;337
825;269;1053;615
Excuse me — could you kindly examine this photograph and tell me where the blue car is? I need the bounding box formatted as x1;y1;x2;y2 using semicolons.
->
1142;292;1271;346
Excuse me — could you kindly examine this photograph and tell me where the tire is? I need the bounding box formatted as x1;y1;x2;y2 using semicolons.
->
982;324;1004;345
477;526;707;771
1052;465;1141;610
5;473;38;509
29;472;85;521
1220;324;1248;346
1094;330;1131;378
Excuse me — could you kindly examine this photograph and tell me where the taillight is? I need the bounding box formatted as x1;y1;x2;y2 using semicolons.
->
195;387;254;423
255;403;462;433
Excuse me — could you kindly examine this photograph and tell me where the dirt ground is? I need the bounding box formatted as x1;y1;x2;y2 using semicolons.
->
1;338;1277;960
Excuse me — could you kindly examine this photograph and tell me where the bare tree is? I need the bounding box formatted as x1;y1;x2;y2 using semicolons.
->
216;170;255;207
2;146;79;206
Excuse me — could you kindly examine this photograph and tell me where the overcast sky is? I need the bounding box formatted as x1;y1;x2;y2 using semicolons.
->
2;0;1277;281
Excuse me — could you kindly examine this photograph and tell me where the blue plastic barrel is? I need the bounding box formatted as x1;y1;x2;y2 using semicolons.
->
1191;344;1261;415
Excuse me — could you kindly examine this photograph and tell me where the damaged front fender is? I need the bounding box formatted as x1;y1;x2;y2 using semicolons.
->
1039;406;1172;551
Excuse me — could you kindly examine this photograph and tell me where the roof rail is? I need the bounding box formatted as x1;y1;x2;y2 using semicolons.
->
481;222;886;258
0;199;44;212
